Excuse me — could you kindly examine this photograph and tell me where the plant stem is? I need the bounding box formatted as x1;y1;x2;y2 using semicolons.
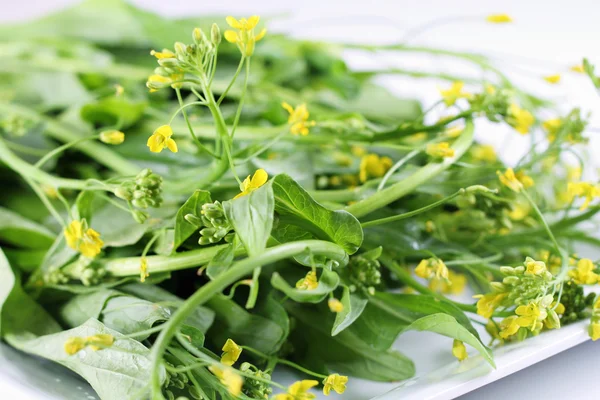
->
34;135;98;168
346;119;474;218
148;240;348;398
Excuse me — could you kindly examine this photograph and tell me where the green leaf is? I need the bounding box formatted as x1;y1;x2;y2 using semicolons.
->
80;97;147;129
173;190;212;252
206;241;236;280
206;294;286;355
402;313;495;367
6;318;166;400
331;287;368;336
223;182;274;257
286;302;414;381
0;248;17;335
272;174;363;254
271;268;340;303
0;207;55;249
120;283;214;334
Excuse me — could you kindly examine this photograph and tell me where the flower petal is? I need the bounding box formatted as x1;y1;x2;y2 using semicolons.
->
154;125;173;138
226;16;242;29
246;15;260;29
255;28;267;41
250;168;269;188
166;138;178;153
224;30;239;44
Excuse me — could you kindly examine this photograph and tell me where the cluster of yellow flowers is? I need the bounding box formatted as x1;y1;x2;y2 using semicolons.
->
567;181;600;210
296;270;319;290
415;257;449;281
282;102;316;136
224;16;266;57
497;168;534;193
359;153;393;183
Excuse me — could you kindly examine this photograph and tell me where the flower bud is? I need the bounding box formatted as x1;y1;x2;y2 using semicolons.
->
158;58;181;69
490;282;506;292
502;276;519;285
500;266;516;275
184;213;203;226
211;23;221;45
99;130;125;145
114;186;133;201
193;27;205;44
174;42;187;59
132;210;149;224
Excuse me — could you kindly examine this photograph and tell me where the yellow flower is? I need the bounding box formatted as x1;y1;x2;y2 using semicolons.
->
542;118;562;142
224;16;267;56
147;125;178;153
282;102;316;136
221;339;242;366
150;49;175;59
499;316;520;339
146;74;171;92
445;126;463;138
543;74;561;84
359;154;393;183
439;81;471;106
234;168;269;199
507;103;535;134
64;220;104;258
99;130;125;145
429;270;467;295
515;302;541;331
275;380;319;400
507;200;530;221
486;14;513;23
140;257;149;283
323;374;348;396
570;64;585;73
568;258;598;285
568;182;600;210
415;258;448;281
524;258;547;276
351;145;367;156
328;298;344;313
296;270;318;290
64;334;114;355
209;366;243;396
426;142;455;159
471;144;497;163
474;292;507;319
452;339;468;361
590;323;600;341
497;168;533;192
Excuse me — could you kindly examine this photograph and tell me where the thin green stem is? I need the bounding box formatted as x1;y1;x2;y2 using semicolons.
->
234;130;288;165
21;175;65;228
217;56;246;105
230;59;250;140
361;189;464;228
174;88;217;158
377;149;420;191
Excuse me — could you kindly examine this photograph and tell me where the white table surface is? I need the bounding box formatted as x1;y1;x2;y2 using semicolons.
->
2;1;600;399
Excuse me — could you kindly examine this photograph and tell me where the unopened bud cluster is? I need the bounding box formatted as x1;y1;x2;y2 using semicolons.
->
114;169;163;211
163;361;190;400
240;362;272;399
347;251;382;295
185;201;233;245
495;258;553;306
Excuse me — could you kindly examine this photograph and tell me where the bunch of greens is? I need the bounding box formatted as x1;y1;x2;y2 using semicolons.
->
1;1;600;399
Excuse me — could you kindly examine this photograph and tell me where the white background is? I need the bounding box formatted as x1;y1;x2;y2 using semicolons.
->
1;1;600;399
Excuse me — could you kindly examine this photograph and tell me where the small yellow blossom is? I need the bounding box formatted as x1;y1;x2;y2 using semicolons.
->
507;200;530;221
471;144;497;163
499;316;520;339
474;292;507;319
515;170;534;188
209;366;243;396
439;81;471;106
568;182;600;210
221;338;242;366
590;322;600;341
445;126;463;138
543;74;561;84
296;270;319;290
426;142;455;159
224;16;266;56
99;130;125;145
497;168;533;192
507;103;535;134
567;166;582;182
351;146;367;156
64;334;114;355
323;374;348;396
515;302;541;331
150;49;175;59
452;339;468;361
234;168;269;199
140;257;149;283
429;270;467;295
569;258;599;285
359;154;393;182
146;74;171;92
275;380;319;400
415;258;448;281
486;14;513;23
542;118;562;142
64;220;103;258
524;258;547;276
328;298;344;313
282;102;316;136
570;64;585;73
147;125;178;153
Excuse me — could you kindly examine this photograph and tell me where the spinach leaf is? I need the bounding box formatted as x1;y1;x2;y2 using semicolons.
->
271;268;340;303
206;294;286;355
331;287;368;336
223;182;274;257
206;240;236;280
0;207;55;249
272;174;363;254
173;190;212;252
6;318;165;400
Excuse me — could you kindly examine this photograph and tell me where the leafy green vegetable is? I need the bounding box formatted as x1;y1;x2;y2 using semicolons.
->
271;268;340;303
173;190;212;251
331;287;368;336
0;207;55;249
